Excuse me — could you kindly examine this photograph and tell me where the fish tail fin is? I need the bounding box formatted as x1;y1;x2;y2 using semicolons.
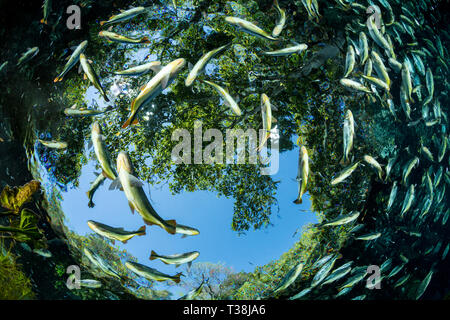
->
293;198;302;204
165;220;177;234
174;272;183;284
141;36;151;44
137;225;146;236
339;156;348;166
40;19;47;25
121;115;138;129
149;250;157;260
100;21;106;26
53;76;62;83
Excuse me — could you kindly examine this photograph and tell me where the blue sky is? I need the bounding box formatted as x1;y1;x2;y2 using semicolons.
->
57;138;317;295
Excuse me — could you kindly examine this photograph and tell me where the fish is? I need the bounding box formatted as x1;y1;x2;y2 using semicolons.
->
203;80;241;116
17;47;39;66
311;254;341;287
185;44;229;86
111;151;177;234
263;44;308;56
122;58;186;128
367;15;394;58
359;74;390;92
112;61;162;77
175;223;200;238
364;58;373;76
40;0;51;24
99;31;151;44
32;248;52;258
386;181;398;212
125;261;183;283
149;250;200;268
90;122;117;180
64;104;112;117
83;248;122;280
402;157;419;185
80;54;110;102
388;58;403;73
311;255;333;269
0;61;7;73
420;196;433;217
79;279;102;289
385;155;398;181
438;135;447;163
371;51;391;88
224;16;278;41
54;40;88;82
331;162;360;185
421;145;434;162
273;262;304;294
301;0;321;22
87;220;146;244
339;79;371;93
178;277;207;300
400;87;412;120
400;184;415;217
343;45;355;78
257;93;274;151
401;62;414;103
387;264;405;278
317;211;360;228
433;166;443;187
359;32;368;65
415;271;433;300
272;0;286;37
320;263;353;287
38;139;68;149
355;232;381;241
293;146;309;204
394;274;411;288
86;173;106;208
289;287;313;300
425;68;434;97
363;155;384;180
100;7;146;26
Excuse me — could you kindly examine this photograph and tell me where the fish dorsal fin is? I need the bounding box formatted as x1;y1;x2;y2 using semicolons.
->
70;104;77;109
188;62;194;71
87;140;93;149
161;72;171;89
108;178;122;190
127;172;144;187
83;73;88;80
107;26;113;31
150;64;162;73
166;219;177;228
272;117;277;123
78;63;83;74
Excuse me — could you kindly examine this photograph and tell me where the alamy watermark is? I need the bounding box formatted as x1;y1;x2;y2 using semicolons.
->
366;5;382;30
66;265;81;289
366;265;381;289
66;5;81;29
171;121;279;175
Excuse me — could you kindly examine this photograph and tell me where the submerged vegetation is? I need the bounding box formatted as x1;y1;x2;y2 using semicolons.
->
0;242;35;300
0;0;449;300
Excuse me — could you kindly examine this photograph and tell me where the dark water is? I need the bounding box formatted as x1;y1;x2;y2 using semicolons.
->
0;0;449;300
